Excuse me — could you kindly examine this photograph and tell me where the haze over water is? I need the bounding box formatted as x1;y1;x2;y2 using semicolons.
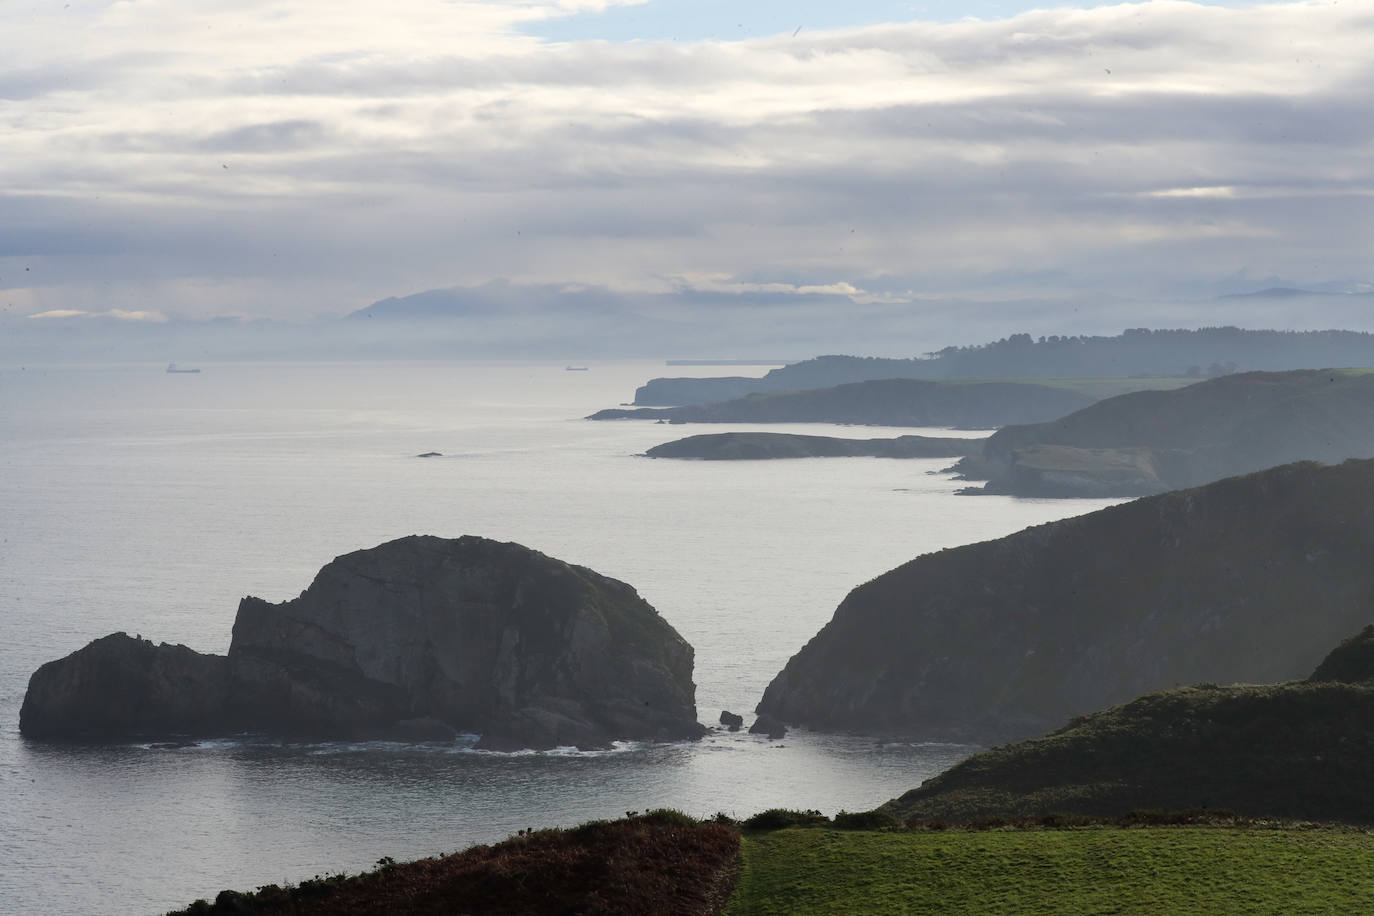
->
0;360;1121;913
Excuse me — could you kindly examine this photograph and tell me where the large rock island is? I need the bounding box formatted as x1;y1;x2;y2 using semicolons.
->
957;369;1374;497
757;458;1374;744
20;535;706;750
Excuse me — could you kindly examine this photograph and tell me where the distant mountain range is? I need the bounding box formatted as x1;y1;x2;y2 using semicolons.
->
8;281;1374;364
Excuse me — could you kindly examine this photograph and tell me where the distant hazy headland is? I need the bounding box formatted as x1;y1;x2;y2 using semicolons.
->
954;368;1374;497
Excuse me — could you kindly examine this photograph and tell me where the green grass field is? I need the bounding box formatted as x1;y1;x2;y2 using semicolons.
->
725;826;1374;914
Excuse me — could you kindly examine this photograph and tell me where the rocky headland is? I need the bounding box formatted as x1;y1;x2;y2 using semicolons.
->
956;369;1374;497
632;330;1374;406
20;535;705;750
883;625;1374;824
757;457;1374;744
643;432;985;460
591;378;1094;429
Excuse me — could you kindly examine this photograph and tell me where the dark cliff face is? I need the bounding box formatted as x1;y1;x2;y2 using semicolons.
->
19;633;232;740
757;458;1374;743
963;370;1374;496
20;536;704;749
228;535;703;748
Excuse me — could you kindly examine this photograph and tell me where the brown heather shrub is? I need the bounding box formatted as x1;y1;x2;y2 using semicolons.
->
167;811;740;916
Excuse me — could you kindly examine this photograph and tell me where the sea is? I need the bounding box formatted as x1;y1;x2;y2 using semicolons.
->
0;359;1122;914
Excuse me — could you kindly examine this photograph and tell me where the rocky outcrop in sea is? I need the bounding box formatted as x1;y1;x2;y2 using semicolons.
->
20;535;706;750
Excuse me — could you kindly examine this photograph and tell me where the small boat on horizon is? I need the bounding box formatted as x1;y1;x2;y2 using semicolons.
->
166;363;201;374
565;366;589;371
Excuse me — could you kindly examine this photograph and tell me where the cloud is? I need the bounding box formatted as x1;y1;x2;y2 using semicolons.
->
27;309;91;319
2;1;1374;333
26;308;167;322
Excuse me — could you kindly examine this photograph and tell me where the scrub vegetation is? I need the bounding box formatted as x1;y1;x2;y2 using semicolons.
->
166;810;739;916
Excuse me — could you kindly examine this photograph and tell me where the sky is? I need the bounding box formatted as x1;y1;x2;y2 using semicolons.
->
3;0;1373;332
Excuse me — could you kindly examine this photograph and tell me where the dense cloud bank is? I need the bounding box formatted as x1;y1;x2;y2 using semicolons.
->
3;1;1372;335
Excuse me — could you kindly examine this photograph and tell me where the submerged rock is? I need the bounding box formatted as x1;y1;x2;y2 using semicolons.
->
748;713;787;739
20;536;706;750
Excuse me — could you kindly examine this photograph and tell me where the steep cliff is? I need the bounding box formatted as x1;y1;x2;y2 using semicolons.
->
757;458;1374;743
20;536;704;749
19;633;232;740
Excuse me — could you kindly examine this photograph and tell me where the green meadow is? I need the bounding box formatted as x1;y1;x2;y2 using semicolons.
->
725;826;1374;915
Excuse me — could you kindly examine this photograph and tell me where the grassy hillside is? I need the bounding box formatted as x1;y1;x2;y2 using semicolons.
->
727;824;1374;915
883;625;1374;825
172;809;1374;914
885;682;1374;824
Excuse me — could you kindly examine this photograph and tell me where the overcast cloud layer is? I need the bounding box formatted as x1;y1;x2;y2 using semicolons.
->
3;0;1372;331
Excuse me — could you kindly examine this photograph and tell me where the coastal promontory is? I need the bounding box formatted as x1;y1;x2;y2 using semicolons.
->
957;369;1374;497
20;535;705;750
644;432;985;460
591;378;1095;428
757;457;1374;744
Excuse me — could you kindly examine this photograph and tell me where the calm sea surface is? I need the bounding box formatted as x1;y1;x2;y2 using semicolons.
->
0;360;1122;914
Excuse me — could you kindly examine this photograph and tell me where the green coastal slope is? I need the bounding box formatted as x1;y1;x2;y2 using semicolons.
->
884;626;1374;824
726;825;1374;915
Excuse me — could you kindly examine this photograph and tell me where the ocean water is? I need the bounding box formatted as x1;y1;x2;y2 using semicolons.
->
0;360;1122;914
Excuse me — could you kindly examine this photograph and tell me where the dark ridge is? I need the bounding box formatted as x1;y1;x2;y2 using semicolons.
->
883;675;1374;826
1307;624;1374;685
